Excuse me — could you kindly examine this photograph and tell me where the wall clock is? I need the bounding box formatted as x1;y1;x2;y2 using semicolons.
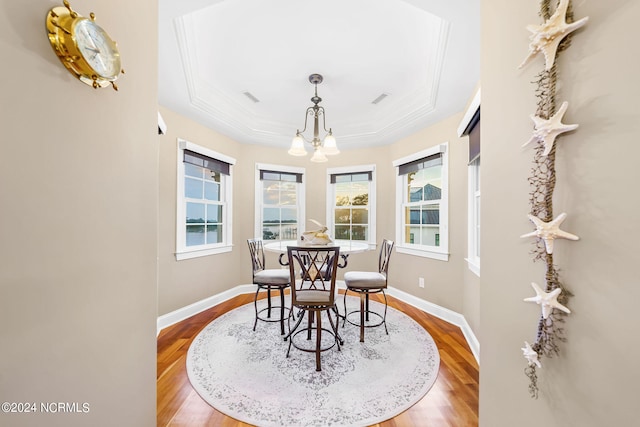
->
46;0;124;90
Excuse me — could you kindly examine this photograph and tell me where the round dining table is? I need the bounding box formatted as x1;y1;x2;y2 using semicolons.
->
263;240;370;268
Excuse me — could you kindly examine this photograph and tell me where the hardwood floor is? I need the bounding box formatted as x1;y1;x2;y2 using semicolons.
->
157;292;479;427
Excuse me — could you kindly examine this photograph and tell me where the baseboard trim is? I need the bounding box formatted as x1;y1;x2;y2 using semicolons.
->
386;286;480;363
156;284;254;334
156;283;480;364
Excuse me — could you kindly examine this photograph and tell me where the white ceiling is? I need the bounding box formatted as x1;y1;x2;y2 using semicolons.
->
158;0;479;151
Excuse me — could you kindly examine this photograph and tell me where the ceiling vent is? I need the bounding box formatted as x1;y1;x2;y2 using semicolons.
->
242;91;260;103
371;93;389;105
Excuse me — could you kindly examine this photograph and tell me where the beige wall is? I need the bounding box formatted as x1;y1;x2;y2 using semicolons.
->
158;106;476;326
481;0;640;425
0;1;158;426
157;106;245;315
463;266;481;335
156;106;386;314
389;113;469;313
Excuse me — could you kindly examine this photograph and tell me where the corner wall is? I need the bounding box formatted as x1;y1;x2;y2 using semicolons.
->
157;106;245;315
389;113;469;314
158;107;477;334
0;1;158;426
480;1;640;425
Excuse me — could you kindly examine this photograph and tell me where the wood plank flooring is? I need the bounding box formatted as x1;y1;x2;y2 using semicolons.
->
157;292;479;427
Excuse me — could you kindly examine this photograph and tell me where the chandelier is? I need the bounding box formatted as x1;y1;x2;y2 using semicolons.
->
288;74;339;162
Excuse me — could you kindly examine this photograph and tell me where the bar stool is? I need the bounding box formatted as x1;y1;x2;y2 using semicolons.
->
343;239;394;342
284;245;342;371
247;239;290;335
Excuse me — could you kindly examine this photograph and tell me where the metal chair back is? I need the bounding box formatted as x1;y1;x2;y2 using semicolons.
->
378;239;395;281
287;246;340;307
247;238;266;278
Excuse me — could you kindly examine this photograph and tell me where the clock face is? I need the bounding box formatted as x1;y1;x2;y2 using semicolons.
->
73;18;121;79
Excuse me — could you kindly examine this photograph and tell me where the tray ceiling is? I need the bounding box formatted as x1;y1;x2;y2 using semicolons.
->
158;0;479;150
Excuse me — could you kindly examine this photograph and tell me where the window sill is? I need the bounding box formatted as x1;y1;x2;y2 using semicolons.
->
396;245;449;261
465;258;480;277
175;244;232;260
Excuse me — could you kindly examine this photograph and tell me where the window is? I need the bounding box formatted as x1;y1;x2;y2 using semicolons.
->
467;156;481;275
459;89;480;275
255;163;305;241
393;144;448;261
176;139;235;260
326;165;376;245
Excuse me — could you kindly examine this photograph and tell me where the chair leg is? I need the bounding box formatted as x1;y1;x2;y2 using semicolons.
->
266;288;272;318
285;306;304;342
327;307;343;348
316;310;322;371
252;286;260;331
359;292;365;343
342;288;349;327
286;306;303;357
286;307;293;355
307;311;313;341
365;293;370;321
279;288;285;335
382;290;389;335
286;328;293;358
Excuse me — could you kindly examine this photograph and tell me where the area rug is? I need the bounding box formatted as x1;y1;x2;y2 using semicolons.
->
186;296;440;427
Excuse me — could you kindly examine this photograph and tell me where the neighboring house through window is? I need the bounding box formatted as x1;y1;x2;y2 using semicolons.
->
393;144;449;261
176;139;235;260
255;163;305;241
326;165;376;246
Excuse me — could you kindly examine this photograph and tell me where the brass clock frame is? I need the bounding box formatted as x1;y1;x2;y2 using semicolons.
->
46;0;124;90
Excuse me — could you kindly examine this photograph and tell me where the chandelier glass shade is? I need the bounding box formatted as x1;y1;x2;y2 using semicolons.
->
288;74;339;162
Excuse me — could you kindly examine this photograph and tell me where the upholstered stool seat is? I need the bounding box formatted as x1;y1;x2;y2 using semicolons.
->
247;239;291;335
343;271;386;289
343;239;394;342
254;269;290;285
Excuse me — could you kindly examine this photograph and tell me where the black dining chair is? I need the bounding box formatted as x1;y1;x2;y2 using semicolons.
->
247;239;291;335
285;245;342;371
343;239;394;342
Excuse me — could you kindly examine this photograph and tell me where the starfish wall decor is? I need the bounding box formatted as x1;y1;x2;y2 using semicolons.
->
524;282;571;319
520;212;580;254
522;101;579;156
518;0;588;398
522;341;542;368
518;0;589;71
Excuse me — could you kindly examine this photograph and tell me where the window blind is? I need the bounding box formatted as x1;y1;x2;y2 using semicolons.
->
259;170;303;183
184;149;231;175
466;108;480;163
397;153;442;176
330;171;372;184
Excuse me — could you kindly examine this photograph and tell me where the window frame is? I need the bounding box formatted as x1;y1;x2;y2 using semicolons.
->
459;88;481;276
254;163;306;242
175;139;236;260
393;143;449;261
467;156;481;276
326;164;376;248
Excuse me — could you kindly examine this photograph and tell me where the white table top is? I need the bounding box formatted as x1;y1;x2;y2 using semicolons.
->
263;240;370;254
